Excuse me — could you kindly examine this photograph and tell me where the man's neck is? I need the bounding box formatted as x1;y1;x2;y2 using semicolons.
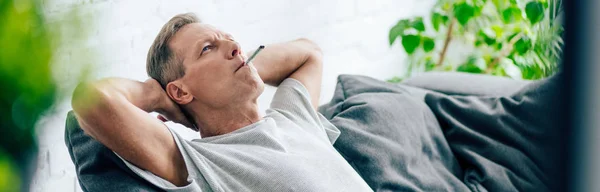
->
188;101;262;138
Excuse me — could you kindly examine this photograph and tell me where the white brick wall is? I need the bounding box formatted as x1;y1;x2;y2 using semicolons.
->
31;0;434;191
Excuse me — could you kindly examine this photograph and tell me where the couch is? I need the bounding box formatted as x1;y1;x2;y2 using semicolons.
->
65;72;563;191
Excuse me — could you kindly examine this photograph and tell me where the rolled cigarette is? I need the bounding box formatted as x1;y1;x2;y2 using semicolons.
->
245;45;265;64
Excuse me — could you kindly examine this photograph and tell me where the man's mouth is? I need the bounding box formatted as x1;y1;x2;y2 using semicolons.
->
235;62;246;72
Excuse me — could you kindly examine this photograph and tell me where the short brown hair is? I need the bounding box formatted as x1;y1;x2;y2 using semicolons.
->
146;13;200;88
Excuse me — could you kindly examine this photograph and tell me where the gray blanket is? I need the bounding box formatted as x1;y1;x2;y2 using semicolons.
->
319;74;562;192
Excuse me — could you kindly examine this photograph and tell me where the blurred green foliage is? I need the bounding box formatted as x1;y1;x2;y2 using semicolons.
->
388;0;563;81
0;0;88;191
1;0;55;154
0;151;20;192
0;0;55;190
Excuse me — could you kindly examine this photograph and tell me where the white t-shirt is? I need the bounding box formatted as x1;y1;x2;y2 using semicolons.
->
118;78;373;192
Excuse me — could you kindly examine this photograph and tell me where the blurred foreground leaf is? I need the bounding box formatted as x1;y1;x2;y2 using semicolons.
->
0;0;54;160
0;150;20;192
0;0;91;191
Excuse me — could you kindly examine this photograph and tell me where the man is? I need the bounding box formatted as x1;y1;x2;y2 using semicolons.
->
71;12;372;191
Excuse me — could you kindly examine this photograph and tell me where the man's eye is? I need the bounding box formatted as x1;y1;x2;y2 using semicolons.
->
201;45;212;55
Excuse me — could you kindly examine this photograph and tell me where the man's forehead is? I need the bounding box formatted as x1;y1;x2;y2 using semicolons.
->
184;23;220;34
170;23;225;51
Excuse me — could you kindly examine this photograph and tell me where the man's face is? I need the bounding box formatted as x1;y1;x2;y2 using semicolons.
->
169;23;264;108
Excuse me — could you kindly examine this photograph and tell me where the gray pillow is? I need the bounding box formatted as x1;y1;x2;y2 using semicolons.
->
319;75;470;191
424;73;564;191
403;72;530;96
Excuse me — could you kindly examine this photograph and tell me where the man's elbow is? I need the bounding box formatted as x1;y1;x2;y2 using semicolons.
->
72;82;92;112
297;38;322;52
296;38;323;65
71;81;111;124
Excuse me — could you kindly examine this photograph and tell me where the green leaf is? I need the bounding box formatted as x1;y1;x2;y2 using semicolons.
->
457;63;483;73
431;11;450;31
514;36;532;55
520;64;544;79
473;3;484;17
432;13;442;31
443;64;454;71
432;12;443;31
411;17;426;32
541;0;549;8
501;6;523;24
401;33;421;54
457;56;486;73
422;36;435;52
491;25;504;39
473;57;487;70
389;19;410;45
495;42;503;50
454;2;475;26
512;55;544;79
506;32;520;41
441;1;453;11
475;40;484;46
492;66;508;77
478;28;497;45
492;0;510;12
525;1;545;24
387;76;404;83
425;59;437;71
0;152;21;192
500;58;522;79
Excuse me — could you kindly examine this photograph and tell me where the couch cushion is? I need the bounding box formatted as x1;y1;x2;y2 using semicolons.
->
423;73;564;191
319;75;469;191
403;72;530;96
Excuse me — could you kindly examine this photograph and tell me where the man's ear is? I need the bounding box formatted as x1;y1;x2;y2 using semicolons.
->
165;81;193;105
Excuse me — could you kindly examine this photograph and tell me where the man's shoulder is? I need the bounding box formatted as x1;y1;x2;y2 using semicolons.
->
271;78;313;111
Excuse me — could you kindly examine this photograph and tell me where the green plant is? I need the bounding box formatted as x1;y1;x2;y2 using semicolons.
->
388;0;563;82
0;0;89;191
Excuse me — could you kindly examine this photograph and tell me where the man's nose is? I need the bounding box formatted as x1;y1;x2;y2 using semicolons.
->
226;41;241;60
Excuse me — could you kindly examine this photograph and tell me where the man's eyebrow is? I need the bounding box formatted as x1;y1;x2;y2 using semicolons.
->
217;30;233;39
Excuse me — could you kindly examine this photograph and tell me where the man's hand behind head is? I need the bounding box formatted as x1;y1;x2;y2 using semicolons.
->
145;78;197;131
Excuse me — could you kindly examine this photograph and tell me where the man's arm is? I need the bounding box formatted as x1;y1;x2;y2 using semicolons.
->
251;38;323;109
71;78;192;186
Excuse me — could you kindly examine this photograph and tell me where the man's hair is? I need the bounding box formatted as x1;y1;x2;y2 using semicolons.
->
147;13;200;88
